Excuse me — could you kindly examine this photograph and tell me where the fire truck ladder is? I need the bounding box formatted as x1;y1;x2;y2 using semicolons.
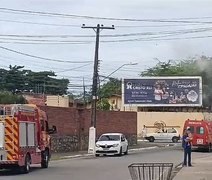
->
4;117;19;161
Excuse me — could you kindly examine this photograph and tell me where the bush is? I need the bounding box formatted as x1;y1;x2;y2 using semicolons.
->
0;91;26;104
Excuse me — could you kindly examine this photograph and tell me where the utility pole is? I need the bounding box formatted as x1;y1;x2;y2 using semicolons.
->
83;77;86;105
82;24;115;154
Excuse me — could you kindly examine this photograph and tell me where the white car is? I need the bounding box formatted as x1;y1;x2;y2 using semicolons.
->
95;133;128;156
144;128;180;143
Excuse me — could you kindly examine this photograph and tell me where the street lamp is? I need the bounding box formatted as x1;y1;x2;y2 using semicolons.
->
101;62;138;81
88;62;138;154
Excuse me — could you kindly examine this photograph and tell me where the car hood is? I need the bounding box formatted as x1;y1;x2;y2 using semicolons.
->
96;141;120;146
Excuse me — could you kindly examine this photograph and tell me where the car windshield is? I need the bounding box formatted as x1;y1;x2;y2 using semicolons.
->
99;135;120;141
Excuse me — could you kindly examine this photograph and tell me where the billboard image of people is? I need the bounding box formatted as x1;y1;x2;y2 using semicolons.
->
123;77;202;106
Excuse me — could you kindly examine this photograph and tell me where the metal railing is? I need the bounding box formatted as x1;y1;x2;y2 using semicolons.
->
128;163;173;180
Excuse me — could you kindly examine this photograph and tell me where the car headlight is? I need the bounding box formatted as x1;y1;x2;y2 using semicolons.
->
95;144;100;147
113;143;119;147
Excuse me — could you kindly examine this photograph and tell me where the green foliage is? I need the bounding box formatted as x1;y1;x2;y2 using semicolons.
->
0;66;69;95
0;91;26;104
98;78;121;98
141;56;212;107
97;98;110;110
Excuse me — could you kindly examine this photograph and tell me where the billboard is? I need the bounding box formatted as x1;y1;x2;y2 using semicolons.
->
123;77;202;107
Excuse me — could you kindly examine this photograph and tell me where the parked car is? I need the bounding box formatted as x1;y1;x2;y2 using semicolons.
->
144;128;180;143
95;133;128;156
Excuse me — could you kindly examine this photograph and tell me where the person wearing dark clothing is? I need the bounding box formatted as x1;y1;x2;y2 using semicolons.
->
182;129;193;167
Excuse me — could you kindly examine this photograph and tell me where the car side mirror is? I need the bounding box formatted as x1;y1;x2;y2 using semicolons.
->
48;125;57;134
121;138;125;142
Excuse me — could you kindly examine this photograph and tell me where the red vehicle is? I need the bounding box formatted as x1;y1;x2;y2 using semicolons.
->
183;119;212;152
0;104;56;173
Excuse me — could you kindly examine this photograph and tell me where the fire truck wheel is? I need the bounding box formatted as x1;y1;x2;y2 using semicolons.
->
41;150;49;168
207;144;211;152
20;154;31;174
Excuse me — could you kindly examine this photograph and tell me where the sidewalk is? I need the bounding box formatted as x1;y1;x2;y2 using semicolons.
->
173;153;212;180
51;141;166;160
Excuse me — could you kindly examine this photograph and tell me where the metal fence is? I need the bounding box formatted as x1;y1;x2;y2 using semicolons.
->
128;163;173;180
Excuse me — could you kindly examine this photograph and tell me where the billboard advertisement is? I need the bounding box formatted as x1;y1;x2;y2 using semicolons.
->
123;77;202;107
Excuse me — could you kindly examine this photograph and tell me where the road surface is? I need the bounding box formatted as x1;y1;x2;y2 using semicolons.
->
0;146;206;180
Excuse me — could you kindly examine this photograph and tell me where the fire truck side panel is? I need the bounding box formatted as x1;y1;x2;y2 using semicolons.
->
0;121;4;149
18;121;42;166
19;122;27;147
0;116;19;169
0;121;7;162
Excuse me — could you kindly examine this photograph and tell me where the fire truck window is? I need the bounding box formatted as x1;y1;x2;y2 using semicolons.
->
187;126;194;133
196;127;204;134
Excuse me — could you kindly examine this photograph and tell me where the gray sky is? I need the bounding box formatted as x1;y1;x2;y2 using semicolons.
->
0;0;212;93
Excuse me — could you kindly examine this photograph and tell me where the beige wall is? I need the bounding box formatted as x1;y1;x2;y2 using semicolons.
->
46;95;69;107
108;96;122;110
121;105;138;112
137;112;212;137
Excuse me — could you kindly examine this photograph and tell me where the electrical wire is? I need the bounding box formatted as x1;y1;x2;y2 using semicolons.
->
0;46;92;63
1;7;212;24
1;27;212;38
0;19;80;27
55;63;93;73
0;18;209;28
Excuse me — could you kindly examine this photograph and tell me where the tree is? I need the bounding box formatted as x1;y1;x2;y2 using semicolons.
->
98;78;121;98
97;98;110;110
0;66;69;95
0;91;26;104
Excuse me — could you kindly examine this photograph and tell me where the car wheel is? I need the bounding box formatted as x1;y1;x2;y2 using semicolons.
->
118;147;122;156
20;154;31;174
149;136;155;142
95;154;100;157
124;146;128;155
172;137;178;143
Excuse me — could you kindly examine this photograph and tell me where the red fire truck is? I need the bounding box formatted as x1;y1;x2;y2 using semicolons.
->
183;119;212;152
0;104;56;173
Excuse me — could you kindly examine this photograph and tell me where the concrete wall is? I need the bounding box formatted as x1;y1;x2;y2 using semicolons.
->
46;95;69;107
137;112;212;137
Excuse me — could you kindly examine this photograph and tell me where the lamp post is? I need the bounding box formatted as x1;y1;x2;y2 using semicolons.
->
101;62;138;81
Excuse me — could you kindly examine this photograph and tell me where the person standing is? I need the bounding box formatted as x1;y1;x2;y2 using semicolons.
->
182;129;193;167
141;125;147;139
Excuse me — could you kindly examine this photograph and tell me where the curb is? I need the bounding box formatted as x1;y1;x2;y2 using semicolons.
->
53;144;179;160
58;146;159;160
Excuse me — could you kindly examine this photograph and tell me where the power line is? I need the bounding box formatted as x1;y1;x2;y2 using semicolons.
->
0;41;91;45
1;7;212;24
55;63;93;73
1;18;209;28
0;46;92;63
116;24;211;28
0;37;93;42
0;19;80;27
0;34;95;38
100;31;212;43
0;27;212;41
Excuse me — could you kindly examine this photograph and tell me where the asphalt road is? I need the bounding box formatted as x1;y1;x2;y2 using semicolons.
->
0;146;185;180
